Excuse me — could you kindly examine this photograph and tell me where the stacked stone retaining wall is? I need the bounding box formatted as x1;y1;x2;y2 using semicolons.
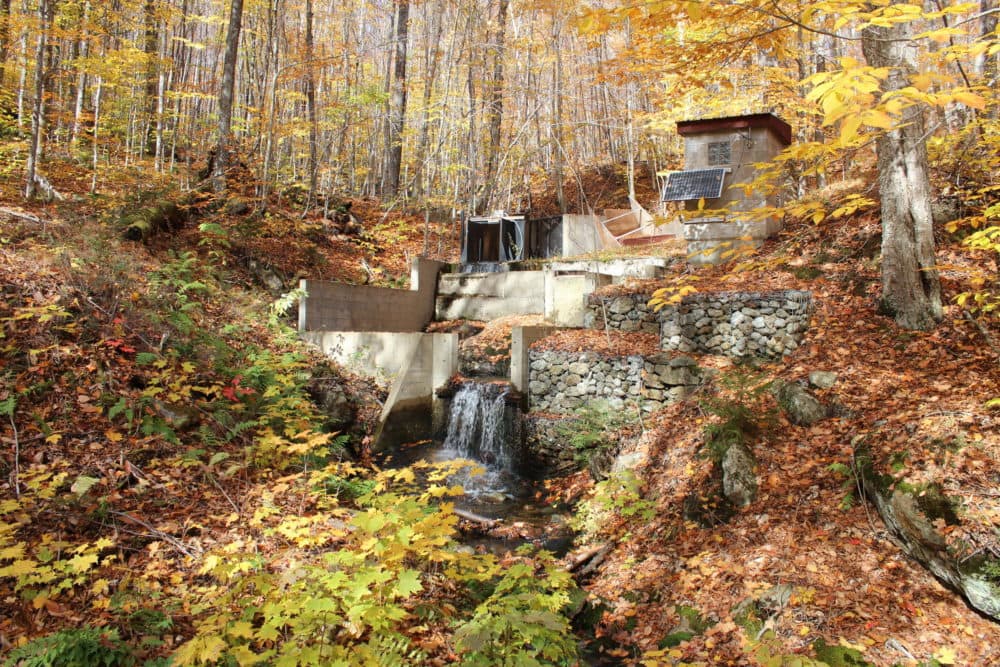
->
659;290;812;357
585;290;812;358
527;349;704;413
584;293;659;333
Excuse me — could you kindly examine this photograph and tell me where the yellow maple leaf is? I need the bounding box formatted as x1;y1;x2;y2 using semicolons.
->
933;646;957;665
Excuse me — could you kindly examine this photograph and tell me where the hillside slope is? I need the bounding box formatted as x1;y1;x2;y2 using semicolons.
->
567;207;1000;665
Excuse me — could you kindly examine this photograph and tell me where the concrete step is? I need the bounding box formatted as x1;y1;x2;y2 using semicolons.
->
620;234;676;247
437;271;542;298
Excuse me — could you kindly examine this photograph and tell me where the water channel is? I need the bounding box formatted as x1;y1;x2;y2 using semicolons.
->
376;379;573;554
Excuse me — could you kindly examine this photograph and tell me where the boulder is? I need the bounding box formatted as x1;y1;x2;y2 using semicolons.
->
808;370;838;389
774;381;827;426
722;443;757;507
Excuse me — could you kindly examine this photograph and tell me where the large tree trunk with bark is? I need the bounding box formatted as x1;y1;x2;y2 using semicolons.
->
480;0;508;211
0;0;11;85
303;0;318;209
384;0;409;198
213;0;244;192
862;15;943;331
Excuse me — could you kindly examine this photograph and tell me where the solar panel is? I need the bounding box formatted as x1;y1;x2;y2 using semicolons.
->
661;168;727;202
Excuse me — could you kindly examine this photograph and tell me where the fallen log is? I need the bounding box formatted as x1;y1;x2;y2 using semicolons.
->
122;201;186;242
121;182;213;242
0;207;43;224
453;507;499;528
567;542;612;578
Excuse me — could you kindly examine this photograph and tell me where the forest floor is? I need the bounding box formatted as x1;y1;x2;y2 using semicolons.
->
553;210;1000;665
1;153;998;666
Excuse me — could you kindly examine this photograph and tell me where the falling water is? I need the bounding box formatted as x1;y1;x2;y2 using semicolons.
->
441;382;516;496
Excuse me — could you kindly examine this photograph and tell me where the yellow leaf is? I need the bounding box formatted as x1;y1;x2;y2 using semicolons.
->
106;429;123;443
863;109;895;129
912;73;933;91
0;543;25;560
228;620;254;639
933;646;957;664
839;115;862;144
953;91;986;110
68;552;98;573
45;433;62;444
0;559;38;577
199;554;220;575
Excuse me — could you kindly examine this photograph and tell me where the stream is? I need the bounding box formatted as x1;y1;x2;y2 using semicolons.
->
376;380;574;554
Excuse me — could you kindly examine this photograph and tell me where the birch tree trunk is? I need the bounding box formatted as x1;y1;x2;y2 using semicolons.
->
983;0;998;119
861;13;943;331
24;0;49;200
70;0;90;145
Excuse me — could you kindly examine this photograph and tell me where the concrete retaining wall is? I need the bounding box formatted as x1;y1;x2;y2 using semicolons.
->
299;258;445;332
436;270;546;320
301;331;458;415
438;261;659;326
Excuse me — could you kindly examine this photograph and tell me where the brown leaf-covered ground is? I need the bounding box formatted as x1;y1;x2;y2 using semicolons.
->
2;153;999;665
560;211;1000;665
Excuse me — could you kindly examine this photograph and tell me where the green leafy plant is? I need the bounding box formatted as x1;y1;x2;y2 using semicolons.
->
827;461;861;510
454;549;579;667
171;462;482;666
701;367;775;462
571;470;655;538
554;399;637;475
2;626;135;667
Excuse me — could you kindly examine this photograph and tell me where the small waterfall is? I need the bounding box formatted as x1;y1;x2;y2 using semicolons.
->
441;382;517;496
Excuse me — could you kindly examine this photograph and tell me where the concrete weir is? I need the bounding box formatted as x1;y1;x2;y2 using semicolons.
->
298;258;458;439
297;255;675;443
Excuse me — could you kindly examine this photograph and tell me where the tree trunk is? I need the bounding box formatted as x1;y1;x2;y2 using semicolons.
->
480;0;508;211
143;0;158;156
552;15;565;214
983;0;998;119
303;0;318;208
384;0;409;198
91;75;101;193
0;0;11;85
70;0;90;146
412;0;444;199
861;14;943;331
213;0;245;191
24;0;49;200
